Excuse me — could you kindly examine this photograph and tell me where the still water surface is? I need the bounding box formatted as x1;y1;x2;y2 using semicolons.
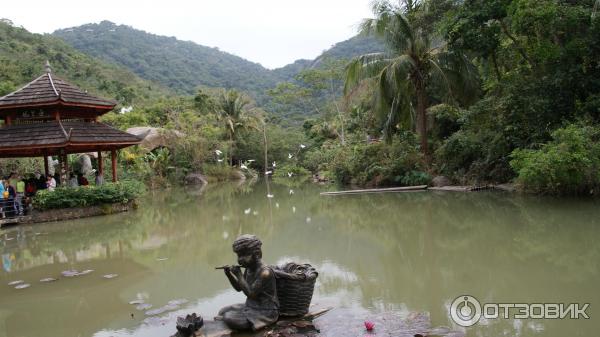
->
0;181;598;337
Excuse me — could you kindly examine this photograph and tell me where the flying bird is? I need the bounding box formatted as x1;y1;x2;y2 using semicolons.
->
288;153;293;159
300;144;306;149
287;172;293;178
215;150;223;156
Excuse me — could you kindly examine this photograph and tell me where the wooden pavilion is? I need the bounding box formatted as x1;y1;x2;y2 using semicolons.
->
0;62;142;182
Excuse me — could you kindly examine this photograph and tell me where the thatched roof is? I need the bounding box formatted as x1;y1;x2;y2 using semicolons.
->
0;72;116;110
0;121;142;157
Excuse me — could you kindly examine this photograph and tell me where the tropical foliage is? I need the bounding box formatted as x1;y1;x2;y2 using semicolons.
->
34;181;145;210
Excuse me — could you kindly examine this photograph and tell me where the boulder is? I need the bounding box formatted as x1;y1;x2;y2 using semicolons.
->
126;127;184;152
432;176;451;187
184;173;208;185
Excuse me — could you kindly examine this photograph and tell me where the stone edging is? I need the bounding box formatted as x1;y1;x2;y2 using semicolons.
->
19;200;136;224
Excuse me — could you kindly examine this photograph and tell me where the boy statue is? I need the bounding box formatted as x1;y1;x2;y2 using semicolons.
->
217;234;279;331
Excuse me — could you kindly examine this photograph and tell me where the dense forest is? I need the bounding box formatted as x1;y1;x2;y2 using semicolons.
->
53;21;383;106
0;19;170;105
2;0;600;195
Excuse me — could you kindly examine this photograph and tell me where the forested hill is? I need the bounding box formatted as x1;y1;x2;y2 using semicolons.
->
0;20;169;105
53;21;384;100
53;21;279;99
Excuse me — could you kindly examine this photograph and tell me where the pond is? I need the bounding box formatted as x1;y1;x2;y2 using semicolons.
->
0;181;598;337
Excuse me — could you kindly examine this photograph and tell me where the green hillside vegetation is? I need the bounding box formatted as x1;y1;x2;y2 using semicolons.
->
0;19;169;105
52;21;385;122
53;21;279;102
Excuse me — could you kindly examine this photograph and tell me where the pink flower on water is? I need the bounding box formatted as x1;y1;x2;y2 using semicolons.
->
364;320;375;331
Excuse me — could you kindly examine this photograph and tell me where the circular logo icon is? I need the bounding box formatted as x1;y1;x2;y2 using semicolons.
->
450;295;482;327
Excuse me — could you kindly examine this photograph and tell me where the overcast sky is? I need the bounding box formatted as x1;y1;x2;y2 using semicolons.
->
4;0;373;69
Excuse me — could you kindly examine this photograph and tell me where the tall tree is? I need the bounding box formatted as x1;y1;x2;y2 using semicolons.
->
345;0;478;159
216;89;252;165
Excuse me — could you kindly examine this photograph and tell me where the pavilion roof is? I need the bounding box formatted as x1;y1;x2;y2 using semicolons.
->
0;72;116;110
0;121;142;157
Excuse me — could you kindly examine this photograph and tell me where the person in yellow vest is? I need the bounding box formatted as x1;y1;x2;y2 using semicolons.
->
16;177;25;215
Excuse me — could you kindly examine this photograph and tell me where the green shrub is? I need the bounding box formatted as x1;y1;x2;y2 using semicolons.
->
323;134;424;186
510;124;600;194
34;181;145;210
274;163;311;178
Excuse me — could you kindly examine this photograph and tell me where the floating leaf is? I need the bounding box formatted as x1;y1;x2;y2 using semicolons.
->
167;299;189;306
40;278;57;282
136;303;153;310
145;307;166;316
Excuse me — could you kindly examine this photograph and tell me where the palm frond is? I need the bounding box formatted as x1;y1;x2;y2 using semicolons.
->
344;53;393;94
430;50;480;106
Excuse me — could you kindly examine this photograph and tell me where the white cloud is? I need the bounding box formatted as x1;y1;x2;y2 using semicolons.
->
4;0;372;69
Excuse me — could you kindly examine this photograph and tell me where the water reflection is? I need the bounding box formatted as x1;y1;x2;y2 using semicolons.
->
0;181;598;337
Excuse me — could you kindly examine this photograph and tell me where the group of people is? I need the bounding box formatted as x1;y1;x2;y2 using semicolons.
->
0;170;104;218
0;173;30;217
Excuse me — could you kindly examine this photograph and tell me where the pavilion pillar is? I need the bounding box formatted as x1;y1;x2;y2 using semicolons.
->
43;156;49;177
97;151;103;175
60;153;68;185
111;149;117;182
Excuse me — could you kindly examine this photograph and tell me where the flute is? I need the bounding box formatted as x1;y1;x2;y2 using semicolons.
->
215;265;241;270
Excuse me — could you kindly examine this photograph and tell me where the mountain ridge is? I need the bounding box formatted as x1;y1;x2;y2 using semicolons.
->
53;20;384;101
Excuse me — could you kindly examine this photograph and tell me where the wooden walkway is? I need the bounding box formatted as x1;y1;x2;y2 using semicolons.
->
321;184;513;196
320;185;428;196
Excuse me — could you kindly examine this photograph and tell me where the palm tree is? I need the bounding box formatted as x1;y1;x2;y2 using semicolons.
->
345;0;478;159
216;90;251;165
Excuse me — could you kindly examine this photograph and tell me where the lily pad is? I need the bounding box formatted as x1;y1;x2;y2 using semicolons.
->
40;278;57;283
62;270;79;277
167;298;188;306
145;307;166;316
136;303;153;311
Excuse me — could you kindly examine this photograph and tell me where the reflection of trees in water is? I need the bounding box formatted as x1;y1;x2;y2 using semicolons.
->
2;183;599;336
268;189;600;318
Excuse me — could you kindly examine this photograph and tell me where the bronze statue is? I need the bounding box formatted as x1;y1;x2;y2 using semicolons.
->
216;234;279;331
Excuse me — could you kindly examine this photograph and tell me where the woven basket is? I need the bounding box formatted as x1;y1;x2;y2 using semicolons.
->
272;262;318;317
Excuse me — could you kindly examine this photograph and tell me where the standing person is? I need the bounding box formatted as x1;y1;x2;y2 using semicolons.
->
2;180;9;199
15;177;25;216
69;173;78;188
0;180;5;219
37;174;47;190
46;175;56;192
77;173;89;186
95;170;104;186
8;173;17;190
6;182;16;217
